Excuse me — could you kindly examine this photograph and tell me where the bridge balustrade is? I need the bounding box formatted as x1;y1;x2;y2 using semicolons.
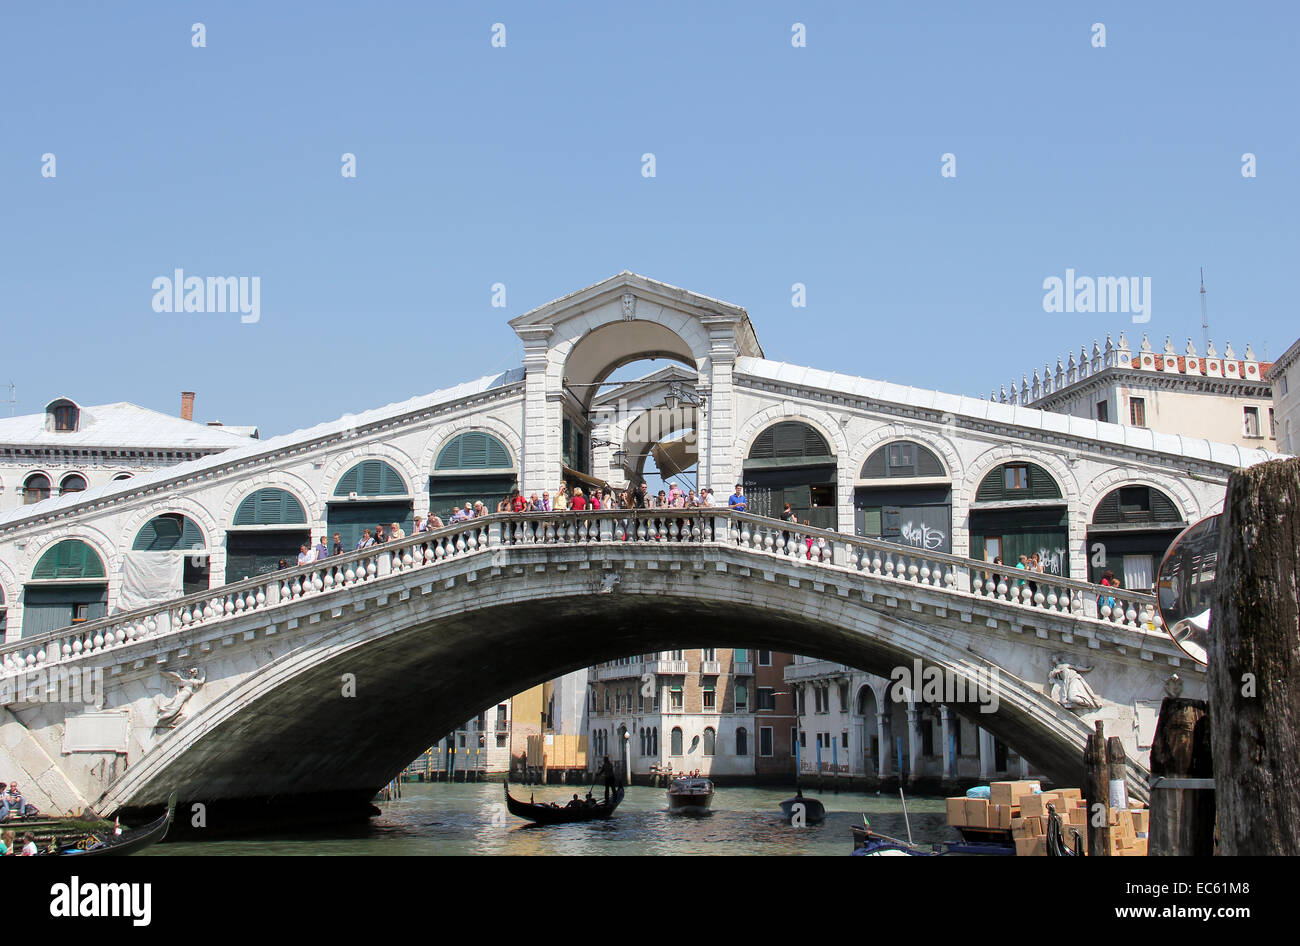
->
0;509;1161;680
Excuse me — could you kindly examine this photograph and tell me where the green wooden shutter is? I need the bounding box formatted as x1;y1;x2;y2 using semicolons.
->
435;433;512;471
334;460;408;497
976;463;1062;502
133;515;205;551
32;540;106;580
861;447;888;478
233;488;308;526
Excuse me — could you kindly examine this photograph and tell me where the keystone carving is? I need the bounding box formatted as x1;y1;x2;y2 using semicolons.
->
622;292;636;321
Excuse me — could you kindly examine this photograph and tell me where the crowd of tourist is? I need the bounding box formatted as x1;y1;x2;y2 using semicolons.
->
275;481;764;570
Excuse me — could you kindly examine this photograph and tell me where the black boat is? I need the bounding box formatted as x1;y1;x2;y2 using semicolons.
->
504;782;624;824
779;790;826;824
850;823;938;856
56;793;176;856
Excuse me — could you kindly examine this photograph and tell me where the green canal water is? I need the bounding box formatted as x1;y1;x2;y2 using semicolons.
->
143;782;952;855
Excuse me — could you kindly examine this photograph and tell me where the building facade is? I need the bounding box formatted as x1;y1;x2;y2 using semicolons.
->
587;648;796;782
0;395;257;515
1007;332;1275;451
1269;336;1300;455
785;657;1034;785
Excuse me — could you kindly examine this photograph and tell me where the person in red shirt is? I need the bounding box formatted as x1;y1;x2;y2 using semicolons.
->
570;487;587;511
511;491;527;513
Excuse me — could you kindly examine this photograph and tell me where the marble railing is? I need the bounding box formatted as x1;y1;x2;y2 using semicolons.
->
0;509;1161;680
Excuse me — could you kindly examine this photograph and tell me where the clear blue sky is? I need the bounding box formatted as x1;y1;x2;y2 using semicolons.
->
3;1;1296;436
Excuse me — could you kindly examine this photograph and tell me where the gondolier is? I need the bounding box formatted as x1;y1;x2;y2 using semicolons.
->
597;755;617;802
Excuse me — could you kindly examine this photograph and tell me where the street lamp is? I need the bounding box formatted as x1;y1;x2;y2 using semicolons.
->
663;382;705;413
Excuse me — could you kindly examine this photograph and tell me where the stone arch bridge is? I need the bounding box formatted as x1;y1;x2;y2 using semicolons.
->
3;509;1189;827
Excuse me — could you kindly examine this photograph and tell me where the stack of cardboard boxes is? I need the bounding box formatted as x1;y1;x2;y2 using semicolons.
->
945;781;1149;856
1105;806;1151;856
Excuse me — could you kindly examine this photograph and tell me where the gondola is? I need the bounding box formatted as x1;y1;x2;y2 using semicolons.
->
504;782;624;824
850;823;938;856
779;790;826;824
56;793;176;856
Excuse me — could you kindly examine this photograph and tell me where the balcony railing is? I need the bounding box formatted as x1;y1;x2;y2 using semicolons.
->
1;508;1166;680
733;661;753;675
700;660;721;675
646;659;688;675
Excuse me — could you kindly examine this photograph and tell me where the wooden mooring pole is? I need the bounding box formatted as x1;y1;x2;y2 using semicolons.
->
1083;720;1110;856
1209;456;1300;856
1148;696;1214;855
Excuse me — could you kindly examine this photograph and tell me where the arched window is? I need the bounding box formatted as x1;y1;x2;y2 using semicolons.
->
747;422;833;463
670;727;684;756
45;398;80;432
1091;485;1183;526
333;460;409;497
652;727;659;755
430;432;516;520
640;730;647;756
232;488;308;526
435;432;512;471
860;441;946;479
133;514;210;595
736;727;748;756
226;488;311;584
112;473;133;481
703;727;716;756
975;462;1062;502
31;539;106;580
23;473;51;505
24;539;109;636
59;473;88;494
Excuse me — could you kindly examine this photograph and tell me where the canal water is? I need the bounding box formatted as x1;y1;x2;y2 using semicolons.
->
144;782;950;855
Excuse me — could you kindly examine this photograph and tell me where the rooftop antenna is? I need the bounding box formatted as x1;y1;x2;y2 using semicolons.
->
5;381;15;416
1199;268;1209;353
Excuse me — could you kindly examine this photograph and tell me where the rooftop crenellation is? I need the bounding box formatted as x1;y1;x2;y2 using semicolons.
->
991;333;1270;405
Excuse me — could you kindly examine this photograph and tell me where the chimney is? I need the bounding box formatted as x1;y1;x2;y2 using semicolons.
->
180;391;195;421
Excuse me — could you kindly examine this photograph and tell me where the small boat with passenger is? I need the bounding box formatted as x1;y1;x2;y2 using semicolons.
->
779;789;826;824
504;782;624;825
53;793;177;856
667;776;714;813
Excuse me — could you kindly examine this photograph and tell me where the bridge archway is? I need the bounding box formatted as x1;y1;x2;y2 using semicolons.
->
96;538;1129;826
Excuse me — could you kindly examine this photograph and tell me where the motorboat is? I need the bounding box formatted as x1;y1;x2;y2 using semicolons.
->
667;776;714;813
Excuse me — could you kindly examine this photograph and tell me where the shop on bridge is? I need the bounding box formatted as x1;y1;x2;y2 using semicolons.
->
742;421;837;531
133;513;210;595
327;460;414;550
1086;485;1186;592
854;441;952;553
428;431;516;520
224;488;311;584
968;461;1069;577
22;539;108;637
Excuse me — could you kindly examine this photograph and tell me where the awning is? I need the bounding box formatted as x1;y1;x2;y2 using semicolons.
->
562;466;612;493
651;439;697;480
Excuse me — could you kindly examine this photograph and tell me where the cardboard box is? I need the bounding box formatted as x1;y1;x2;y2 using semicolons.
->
1015;837;1047;857
991;780;1041;807
1068;805;1088;827
964;798;989;828
1021;792;1062;819
1130;809;1150;835
1055;788;1083;803
1059;823;1088;853
989;804;1015;830
946;797;967;826
1011;817;1031;839
1028;815;1045;836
